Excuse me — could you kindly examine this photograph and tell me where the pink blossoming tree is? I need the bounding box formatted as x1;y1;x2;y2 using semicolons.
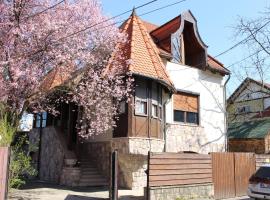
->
0;0;132;138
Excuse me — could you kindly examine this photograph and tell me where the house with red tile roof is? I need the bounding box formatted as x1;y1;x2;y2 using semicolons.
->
30;10;230;190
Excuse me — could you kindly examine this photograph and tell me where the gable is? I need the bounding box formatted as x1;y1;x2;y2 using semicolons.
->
228;78;270;104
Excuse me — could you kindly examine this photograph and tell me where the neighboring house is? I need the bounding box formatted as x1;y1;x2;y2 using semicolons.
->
30;10;229;190
227;77;270;123
228;118;270;154
227;77;270;153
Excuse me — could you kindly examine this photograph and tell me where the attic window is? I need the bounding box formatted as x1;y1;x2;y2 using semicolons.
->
170;21;207;68
171;33;182;64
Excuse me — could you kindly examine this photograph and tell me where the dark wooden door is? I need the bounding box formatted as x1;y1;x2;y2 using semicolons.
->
234;153;256;196
212;152;235;199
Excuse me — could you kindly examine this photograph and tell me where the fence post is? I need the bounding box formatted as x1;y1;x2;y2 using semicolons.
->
110;150;118;200
146;151;150;200
0;147;10;200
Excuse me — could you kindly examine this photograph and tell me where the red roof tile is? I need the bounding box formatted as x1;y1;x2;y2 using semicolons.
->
118;12;174;89
207;55;230;75
40;67;73;92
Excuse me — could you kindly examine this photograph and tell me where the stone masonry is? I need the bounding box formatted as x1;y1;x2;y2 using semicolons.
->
166;124;224;153
83;137;164;190
148;183;214;200
39;127;65;183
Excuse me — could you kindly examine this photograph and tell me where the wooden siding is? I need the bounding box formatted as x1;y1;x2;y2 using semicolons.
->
0;147;9;200
228;138;265;154
173;92;198;112
148;153;212;187
129;78;164;139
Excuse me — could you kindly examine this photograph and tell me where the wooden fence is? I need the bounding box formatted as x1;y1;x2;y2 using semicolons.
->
0;147;9;200
212;152;255;199
147;152;266;200
148;153;212;187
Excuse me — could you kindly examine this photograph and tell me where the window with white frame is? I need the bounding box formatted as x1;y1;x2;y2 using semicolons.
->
135;80;148;116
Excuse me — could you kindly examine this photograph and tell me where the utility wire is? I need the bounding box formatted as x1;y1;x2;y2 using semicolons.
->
227;49;263;68
214;20;270;58
26;0;268;72
25;0;65;20
58;0;159;41
140;0;187;17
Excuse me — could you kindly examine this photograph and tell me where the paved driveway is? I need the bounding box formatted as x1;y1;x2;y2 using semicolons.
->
8;181;252;200
8;181;144;200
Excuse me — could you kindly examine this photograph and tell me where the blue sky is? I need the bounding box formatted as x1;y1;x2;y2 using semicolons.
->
101;0;270;95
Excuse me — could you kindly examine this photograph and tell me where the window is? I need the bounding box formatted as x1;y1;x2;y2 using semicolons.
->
152;82;162;119
173;92;199;125
35;112;47;128
135;100;147;115
236;105;251;114
171;32;182;64
186;112;198;124
152;104;158;118
119;101;126;114
135;80;148;116
174;110;185;122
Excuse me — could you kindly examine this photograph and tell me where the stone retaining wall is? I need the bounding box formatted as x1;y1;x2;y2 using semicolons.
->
166;124;210;153
83;137;164;190
112;137;164;155
81;141;111;178
39;127;65;183
147;183;214;200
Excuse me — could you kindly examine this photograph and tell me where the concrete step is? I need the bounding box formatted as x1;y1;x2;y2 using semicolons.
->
80;171;100;175
80;174;104;179
78;181;108;187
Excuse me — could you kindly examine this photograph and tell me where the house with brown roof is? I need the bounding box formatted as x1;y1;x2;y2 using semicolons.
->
227;77;270;153
30;10;230;190
227;77;270;123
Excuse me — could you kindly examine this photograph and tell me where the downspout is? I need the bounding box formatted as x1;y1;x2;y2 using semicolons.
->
164;91;173;152
224;73;231;152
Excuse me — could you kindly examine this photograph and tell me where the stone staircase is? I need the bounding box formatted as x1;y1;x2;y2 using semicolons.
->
78;158;108;187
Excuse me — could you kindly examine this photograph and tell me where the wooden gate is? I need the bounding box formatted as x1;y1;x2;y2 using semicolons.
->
0;147;10;200
212;152;255;199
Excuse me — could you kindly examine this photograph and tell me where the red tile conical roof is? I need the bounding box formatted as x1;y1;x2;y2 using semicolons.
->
120;12;174;90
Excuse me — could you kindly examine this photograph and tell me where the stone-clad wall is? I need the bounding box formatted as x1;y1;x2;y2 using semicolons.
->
112;137;164;155
81;141;111;178
148;183;214;200
118;154;147;189
39;127;65;183
84;137;164;190
166;124;224;153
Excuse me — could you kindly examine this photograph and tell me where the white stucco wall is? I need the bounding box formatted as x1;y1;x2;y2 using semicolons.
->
165;61;227;152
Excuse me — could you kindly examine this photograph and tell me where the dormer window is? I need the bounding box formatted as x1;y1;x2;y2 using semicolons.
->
151;11;208;69
171;33;182;64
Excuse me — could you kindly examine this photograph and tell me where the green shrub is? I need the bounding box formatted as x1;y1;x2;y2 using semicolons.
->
0;104;37;188
9;135;37;188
